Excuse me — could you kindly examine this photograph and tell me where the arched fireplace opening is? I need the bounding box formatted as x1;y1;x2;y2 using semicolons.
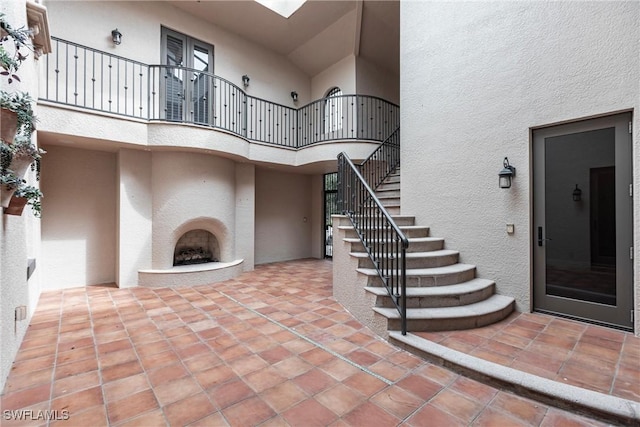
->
173;229;220;266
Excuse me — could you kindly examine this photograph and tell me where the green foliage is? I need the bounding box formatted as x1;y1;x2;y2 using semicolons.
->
0;13;32;84
14;183;42;217
0;171;24;190
0;91;37;136
0;14;44;218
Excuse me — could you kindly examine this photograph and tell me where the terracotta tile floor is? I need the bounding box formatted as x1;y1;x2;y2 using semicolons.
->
0;259;617;426
416;311;640;402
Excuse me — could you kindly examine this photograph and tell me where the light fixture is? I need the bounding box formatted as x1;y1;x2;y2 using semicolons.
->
498;157;516;189
111;28;122;45
572;184;582;202
242;74;250;88
290;91;298;102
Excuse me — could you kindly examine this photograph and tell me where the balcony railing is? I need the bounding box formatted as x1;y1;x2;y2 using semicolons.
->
41;37;399;149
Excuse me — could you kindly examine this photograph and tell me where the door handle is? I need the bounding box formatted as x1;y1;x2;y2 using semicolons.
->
537;226;552;246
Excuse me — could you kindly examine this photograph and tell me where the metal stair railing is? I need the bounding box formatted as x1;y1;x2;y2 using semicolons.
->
359;127;400;190
337;130;408;334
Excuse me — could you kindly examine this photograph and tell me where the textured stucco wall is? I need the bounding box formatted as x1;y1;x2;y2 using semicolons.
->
311;55;356;99
401;1;639;326
117;149;152;287
0;0;45;391
235;163;256;271
255;168;313;264
151;151;236;269
356;56;399;105
40;145;117;288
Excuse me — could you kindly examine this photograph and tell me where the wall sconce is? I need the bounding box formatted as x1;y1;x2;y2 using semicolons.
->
111;28;122;45
498;157;516;189
290;91;298;102
242;75;250;88
572;184;582;202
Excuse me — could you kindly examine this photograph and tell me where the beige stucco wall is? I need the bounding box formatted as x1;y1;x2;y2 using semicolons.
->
401;1;639;332
40;145;117;288
1;0;49;391
44;0;310;106
356;56;399;105
117;149;152;287
255;168;313;264
151;151;236;269
311;55;356;99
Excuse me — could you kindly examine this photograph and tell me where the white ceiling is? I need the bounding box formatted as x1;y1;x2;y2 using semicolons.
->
168;0;399;77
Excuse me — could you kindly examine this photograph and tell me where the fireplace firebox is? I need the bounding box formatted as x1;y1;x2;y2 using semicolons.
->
173;229;220;266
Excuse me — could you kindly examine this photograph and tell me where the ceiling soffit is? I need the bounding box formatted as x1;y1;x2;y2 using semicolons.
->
167;0;397;77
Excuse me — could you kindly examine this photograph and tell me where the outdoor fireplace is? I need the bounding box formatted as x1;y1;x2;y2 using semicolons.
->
173;229;220;266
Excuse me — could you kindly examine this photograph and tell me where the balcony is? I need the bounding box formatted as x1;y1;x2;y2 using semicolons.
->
40;38;399;149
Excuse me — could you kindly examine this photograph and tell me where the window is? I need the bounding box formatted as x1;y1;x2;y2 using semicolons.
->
324;87;343;134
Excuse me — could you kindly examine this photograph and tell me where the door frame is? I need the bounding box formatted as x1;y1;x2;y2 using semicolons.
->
532;112;633;330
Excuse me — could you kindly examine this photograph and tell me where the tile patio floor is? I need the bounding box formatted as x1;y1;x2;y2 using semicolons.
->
0;259;627;426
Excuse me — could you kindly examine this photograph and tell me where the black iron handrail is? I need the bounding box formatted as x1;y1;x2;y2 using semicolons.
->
359;127;400;191
41;37;399;149
337;135;407;334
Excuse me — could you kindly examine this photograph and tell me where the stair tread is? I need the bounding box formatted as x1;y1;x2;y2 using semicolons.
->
372;294;514;319
364;278;495;297
357;263;475;276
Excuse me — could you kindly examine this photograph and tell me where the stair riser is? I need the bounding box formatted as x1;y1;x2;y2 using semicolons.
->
344;227;429;239
384;301;515;332
366;268;476;288
356;253;459;269
375;189;401;198
361;206;401;215
349;216;415;226
379;197;400;206
376;182;400;191
348;239;444;253
374;286;495;309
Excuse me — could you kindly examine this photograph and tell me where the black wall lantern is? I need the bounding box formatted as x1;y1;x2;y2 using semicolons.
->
242;74;250;88
572;184;582;202
499;157;516;189
290;91;298;102
111;28;122;45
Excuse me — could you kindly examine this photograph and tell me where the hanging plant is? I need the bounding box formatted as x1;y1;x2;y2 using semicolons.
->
13;184;42;217
0;13;32;84
0;91;37;137
1;135;45;179
0;171;24;208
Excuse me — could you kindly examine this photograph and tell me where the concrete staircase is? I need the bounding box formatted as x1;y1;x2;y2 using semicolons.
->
341;170;514;333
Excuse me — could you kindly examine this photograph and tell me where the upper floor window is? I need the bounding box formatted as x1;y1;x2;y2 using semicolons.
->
324;87;343;133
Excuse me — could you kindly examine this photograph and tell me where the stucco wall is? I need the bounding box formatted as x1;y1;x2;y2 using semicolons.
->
401;1;639;320
44;0;309;106
117;149;152;287
356;56;399;105
255;168;313;264
150;151;236;269
311;55;356;99
0;0;46;392
40;145;117;288
235;163;256;271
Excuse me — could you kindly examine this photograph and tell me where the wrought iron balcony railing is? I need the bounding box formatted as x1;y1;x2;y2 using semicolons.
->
41;37;399;149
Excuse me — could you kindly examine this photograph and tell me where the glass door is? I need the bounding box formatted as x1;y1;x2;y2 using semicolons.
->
161;28;214;125
533;113;633;329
